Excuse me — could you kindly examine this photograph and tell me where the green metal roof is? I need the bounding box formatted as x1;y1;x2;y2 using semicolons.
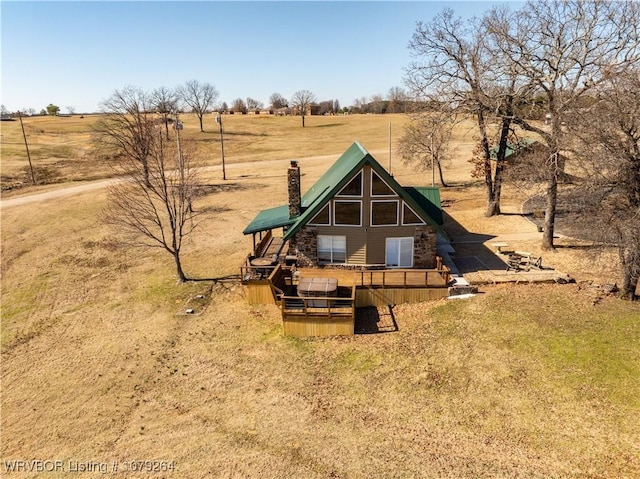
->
490;138;537;160
243;142;446;239
403;186;444;225
242;205;294;235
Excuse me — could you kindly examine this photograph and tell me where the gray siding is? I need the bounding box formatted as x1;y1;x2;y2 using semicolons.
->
317;226;367;264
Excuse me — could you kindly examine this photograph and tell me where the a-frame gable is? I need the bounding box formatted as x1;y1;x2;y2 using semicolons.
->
365;155;445;233
283;142;446;240
283;143;371;240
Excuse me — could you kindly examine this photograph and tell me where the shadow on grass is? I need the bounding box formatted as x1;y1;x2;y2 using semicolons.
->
441;209;513;274
354;305;398;334
311;123;345;128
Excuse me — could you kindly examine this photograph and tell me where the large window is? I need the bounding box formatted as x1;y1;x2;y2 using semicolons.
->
334;201;362;226
402;203;425;225
385;237;413;268
371;201;399;226
337;171;363;197
309;204;330;225
318;235;346;264
371;170;396;196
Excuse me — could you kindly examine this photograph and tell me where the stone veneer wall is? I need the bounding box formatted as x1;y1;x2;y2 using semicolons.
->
290;225;317;267
413;225;438;269
291;224;438;269
287;163;301;218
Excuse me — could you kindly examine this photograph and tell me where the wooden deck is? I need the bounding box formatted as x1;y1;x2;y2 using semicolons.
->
242;261;452;336
295;267;450;289
280;277;357;337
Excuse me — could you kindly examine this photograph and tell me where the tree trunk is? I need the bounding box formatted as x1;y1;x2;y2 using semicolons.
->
542;173;558;250
619;237;640;300
437;160;448;187
486;98;514;217
476;109;496;216
302;114;305;127
487;159;506;216
198;114;204;133
174;250;187;283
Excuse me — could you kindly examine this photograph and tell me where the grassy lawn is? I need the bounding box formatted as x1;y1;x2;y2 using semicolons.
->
1;114;639;477
1;113;414;194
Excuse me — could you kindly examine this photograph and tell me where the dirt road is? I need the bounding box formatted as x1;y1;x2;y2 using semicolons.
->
0;151;382;210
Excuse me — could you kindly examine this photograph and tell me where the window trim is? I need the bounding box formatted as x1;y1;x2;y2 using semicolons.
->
336;170;363;197
370;169;397;197
370;199;399;227
317;234;347;264
333;200;362;227
401;202;426;225
385;237;414;268
308;203;331;226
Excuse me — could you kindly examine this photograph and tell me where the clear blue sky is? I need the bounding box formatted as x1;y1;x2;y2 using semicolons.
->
2;1;515;113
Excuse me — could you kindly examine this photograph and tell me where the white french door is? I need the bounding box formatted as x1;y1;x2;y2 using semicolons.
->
385;237;413;268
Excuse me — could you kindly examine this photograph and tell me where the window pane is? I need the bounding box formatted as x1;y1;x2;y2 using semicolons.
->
402;203;424;225
372;201;398;225
332;236;346;262
338;171;362;196
334;201;361;225
371;171;395;196
318;235;346;263
386;238;399;267
332;235;346;251
318;235;332;262
386;237;413;267
310;204;330;225
399;237;413;267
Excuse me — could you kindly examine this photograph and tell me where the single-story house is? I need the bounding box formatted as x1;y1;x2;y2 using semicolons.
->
243;142;446;270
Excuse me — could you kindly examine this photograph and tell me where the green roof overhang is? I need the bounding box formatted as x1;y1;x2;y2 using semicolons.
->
242;205;295;235
404;186;444;225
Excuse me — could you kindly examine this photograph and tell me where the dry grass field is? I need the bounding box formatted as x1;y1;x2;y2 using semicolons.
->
1;114;639;478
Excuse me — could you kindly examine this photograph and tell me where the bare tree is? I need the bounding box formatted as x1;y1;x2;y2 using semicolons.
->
246;97;264;111
152;86;179;140
486;0;640;249
387;87;407;113
406;9;521;218
232;98;247;114
66;106;76;115
177;80;218;132
398;107;457;187
370;94;385;114
290;90;317;127
569;71;640;298
94;86;156;187
269;92;287;109
352;96;369;113
101;126;200;283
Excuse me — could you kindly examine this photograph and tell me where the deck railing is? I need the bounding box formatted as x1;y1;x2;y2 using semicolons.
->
281;277;357;319
354;266;451;289
254;230;273;257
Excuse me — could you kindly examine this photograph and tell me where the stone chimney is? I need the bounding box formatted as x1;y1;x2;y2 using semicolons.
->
288;160;301;218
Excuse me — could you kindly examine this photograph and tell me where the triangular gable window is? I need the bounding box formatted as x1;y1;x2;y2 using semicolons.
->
337;171;362;197
402;203;426;225
309;204;330;225
371;170;396;196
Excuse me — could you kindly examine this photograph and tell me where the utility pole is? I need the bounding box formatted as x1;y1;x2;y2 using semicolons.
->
431;134;435;187
18;111;36;184
216;113;226;180
175;113;184;170
388;121;392;173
